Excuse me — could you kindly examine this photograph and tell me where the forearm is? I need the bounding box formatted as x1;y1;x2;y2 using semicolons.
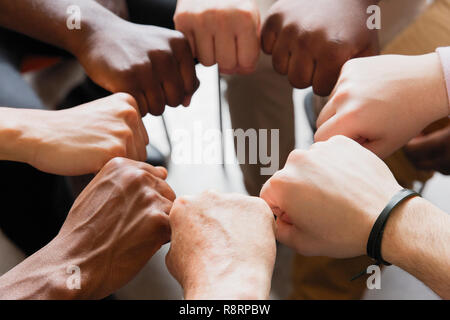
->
382;197;450;299
0;0;119;55
0;240;82;300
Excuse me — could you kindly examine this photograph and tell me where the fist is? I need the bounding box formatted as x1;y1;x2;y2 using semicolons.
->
166;191;276;299
29;93;149;176
174;0;260;74
77;22;199;116
58;157;176;299
261;0;379;96
261;136;402;258
315;54;449;159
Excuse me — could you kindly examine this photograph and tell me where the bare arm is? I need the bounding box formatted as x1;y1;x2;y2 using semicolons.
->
383;197;450;299
0;0;117;55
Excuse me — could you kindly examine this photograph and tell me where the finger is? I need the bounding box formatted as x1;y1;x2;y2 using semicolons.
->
261;14;282;54
405;130;448;161
150;176;177;202
144;189;174;216
135;161;168;180
314;113;361;143
133;91;149;117
171;37;199;98
271;28;293;75
312;59;344;97
139;64;166;116
212;25;237;74
152;52;185;108
194;31;215;67
236;23;260;73
287;46;314;89
185;31;197;58
275;218;302;250
125;91;150;148
316;100;337;129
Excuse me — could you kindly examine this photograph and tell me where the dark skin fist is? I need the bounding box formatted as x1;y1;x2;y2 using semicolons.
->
261;0;379;96
76;21;199;116
0;157;176;299
57;157;175;299
405;124;450;176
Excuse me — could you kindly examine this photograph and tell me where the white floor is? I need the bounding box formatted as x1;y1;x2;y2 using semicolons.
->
0;64;447;299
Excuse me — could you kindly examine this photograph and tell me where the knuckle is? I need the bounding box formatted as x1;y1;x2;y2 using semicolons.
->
104;157;129;170
287;149;307;163
108;140;127;158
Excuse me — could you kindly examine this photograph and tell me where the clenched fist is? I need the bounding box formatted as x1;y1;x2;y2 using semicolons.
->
166;191;276;300
261;0;379;96
0;158;175;299
315;54;449;159
174;0;260;74
76;21;199;115
19;93;149;176
261;136;402;258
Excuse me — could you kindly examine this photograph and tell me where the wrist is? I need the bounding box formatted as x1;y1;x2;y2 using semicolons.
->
184;265;271;300
0;108;37;164
66;4;123;57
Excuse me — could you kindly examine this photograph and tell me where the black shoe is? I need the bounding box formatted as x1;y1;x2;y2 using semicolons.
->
59;79;167;168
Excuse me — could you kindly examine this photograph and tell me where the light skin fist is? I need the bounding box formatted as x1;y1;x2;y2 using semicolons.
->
315;54;450;159
260;136;402;258
76;21;199;116
23;93;149;176
174;0;260;74
166;191;276;300
261;0;379;96
0;158;175;299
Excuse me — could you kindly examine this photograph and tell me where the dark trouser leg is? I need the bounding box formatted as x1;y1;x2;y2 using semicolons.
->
0;32;73;256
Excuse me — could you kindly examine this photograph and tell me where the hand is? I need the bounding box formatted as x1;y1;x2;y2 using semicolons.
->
166;191;276;300
0;158;175;299
315;54;449;159
260;136;402;258
76;21;199;116
24;93;149;176
261;0;379;96
405;123;450;175
174;0;260;74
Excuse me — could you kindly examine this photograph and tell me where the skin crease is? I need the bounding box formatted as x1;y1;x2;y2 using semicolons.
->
260;136;450;299
174;0;261;75
315;53;450;159
0;158;176;300
0;93;149;176
405;124;450;175
166;191;276;300
261;0;379;96
0;0;199;116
